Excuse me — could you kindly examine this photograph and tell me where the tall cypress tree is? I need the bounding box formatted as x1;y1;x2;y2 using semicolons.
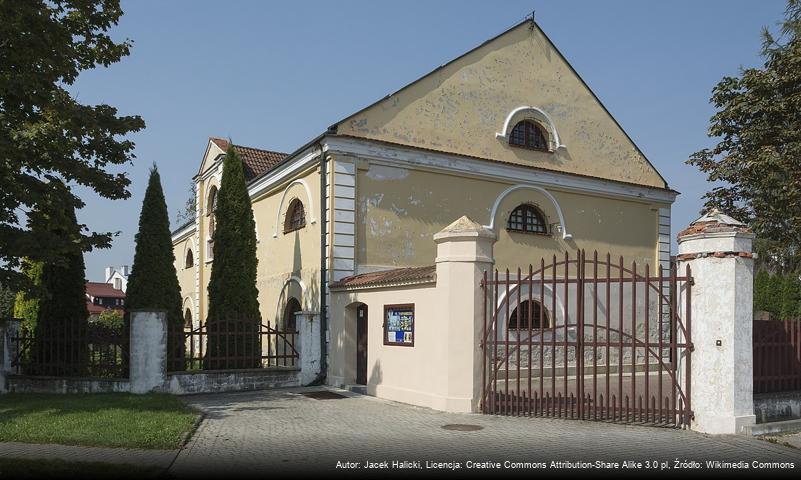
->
31;186;88;376
126;166;184;370
205;145;260;369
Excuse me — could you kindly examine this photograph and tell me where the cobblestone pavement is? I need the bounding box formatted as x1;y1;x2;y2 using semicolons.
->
0;441;177;468
171;387;801;476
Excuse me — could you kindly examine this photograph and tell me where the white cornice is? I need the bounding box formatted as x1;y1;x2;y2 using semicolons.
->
248;146;321;200
324;136;677;205
171;223;196;243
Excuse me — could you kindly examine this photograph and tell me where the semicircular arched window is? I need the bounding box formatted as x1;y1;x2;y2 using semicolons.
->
509;120;548;151
283;198;306;234
508;300;552;330
507;204;548;235
283;297;302;332
185;249;194;269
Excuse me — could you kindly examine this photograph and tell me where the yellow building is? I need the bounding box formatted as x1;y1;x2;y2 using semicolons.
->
172;20;675;404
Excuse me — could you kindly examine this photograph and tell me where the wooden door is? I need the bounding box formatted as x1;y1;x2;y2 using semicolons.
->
356;304;368;385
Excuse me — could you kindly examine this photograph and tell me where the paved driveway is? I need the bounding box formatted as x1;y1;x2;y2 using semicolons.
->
171;387;801;476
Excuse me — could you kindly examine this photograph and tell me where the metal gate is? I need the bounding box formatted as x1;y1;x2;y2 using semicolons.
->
481;250;693;428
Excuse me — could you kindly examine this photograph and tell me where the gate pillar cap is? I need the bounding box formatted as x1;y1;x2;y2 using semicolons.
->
434;216;497;242
677;209;752;239
677;209;754;257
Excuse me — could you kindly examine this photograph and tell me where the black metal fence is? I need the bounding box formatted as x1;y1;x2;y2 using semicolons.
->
10;323;128;378
168;319;299;372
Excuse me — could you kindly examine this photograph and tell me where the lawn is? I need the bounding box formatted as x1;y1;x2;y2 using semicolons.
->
0;393;199;449
0;457;165;479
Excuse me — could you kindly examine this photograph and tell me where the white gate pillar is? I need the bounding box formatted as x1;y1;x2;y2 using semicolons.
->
433;216;496;412
0;319;20;394
677;209;756;434
297;311;321;385
129;309;168;394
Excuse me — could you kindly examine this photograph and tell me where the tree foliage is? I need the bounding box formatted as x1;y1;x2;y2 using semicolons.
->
687;0;801;274
0;283;14;319
12;259;43;330
0;0;144;290
205;146;260;369
31;186;89;376
125;166;184;368
780;273;801;319
97;308;124;330
175;180;197;227
754;269;771;313
767;273;785;316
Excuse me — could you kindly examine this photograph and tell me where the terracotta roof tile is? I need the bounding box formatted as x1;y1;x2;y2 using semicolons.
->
209;137;289;182
86;282;126;299
330;266;436;289
86;301;124;315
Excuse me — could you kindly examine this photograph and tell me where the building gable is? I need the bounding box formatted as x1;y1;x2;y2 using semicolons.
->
334;21;667;189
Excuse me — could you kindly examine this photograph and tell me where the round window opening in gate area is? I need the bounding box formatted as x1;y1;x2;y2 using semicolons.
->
508;300;552;331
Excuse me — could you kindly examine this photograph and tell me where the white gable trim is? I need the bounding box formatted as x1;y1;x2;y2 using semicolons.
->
487;184;572;239
495;106;564;151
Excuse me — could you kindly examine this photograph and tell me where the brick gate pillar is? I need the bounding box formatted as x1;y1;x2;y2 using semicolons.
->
433;216;496;412
677;209;756;434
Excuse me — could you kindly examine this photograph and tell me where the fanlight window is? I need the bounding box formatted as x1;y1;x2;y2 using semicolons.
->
283;297;301;332
185;249;194;269
507;204;548;234
509;120;548;151
508;300;552;330
284;199;306;233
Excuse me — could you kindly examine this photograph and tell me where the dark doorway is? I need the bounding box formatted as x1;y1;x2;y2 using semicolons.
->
356;304;368;385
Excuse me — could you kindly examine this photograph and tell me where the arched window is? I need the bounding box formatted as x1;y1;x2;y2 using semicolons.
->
283;297;302;332
207;186;218;259
508;300;551;330
509;120;548;151
184;308;193;329
283;199;306;233
507;204;548;234
207;186;218;216
185;249;194;268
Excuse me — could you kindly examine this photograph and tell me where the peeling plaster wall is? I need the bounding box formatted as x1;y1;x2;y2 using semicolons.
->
357;167;664;272
336;22;665;189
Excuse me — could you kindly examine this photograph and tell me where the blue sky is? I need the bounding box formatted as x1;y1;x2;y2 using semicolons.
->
73;0;787;281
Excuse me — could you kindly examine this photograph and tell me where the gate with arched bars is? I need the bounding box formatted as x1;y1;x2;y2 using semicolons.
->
480;250;694;428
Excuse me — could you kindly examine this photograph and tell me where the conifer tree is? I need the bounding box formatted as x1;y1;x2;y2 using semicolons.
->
205;145;260;369
31;186;88;376
767;273;785;317
753;269;771;313
780;273;801;320
126;166;184;369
